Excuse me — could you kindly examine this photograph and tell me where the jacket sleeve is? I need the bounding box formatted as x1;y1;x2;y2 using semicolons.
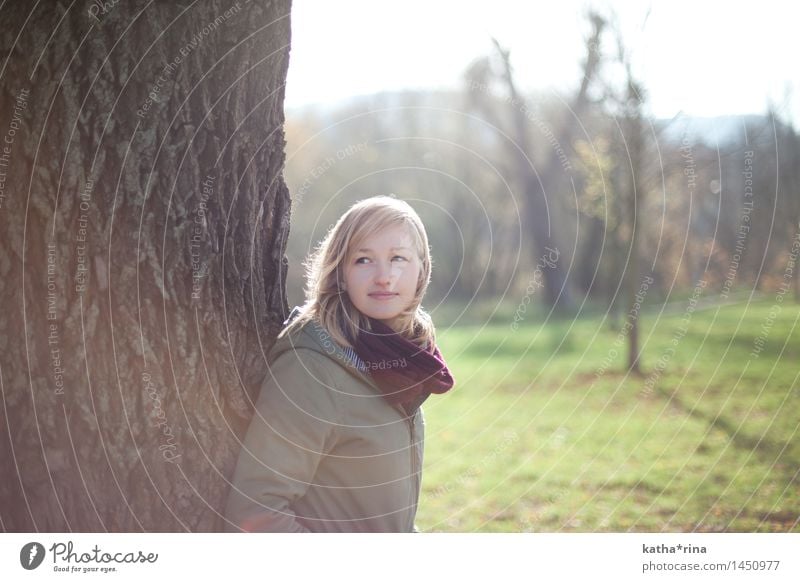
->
224;348;340;532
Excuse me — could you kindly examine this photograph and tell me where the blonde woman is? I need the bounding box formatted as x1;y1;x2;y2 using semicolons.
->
225;196;454;532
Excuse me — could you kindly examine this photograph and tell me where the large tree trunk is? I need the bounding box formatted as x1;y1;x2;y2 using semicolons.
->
0;0;292;532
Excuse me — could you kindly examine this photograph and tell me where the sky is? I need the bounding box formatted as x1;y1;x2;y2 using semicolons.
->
285;0;798;123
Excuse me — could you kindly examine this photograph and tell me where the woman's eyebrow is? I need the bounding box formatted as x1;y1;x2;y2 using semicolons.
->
355;247;411;252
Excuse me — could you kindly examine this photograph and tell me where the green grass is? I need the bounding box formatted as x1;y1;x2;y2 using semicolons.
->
417;297;800;532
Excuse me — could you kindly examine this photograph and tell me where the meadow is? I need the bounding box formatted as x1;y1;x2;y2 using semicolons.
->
417;295;800;532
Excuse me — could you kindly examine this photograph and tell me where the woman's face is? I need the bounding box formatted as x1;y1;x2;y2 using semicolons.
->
344;223;421;330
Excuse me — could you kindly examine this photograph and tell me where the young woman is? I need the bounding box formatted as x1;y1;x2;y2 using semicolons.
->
225;196;454;532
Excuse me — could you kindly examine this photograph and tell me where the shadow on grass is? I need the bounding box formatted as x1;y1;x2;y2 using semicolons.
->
678;328;800;361
655;385;800;477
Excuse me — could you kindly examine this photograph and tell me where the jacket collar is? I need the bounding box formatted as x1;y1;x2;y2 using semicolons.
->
272;307;419;417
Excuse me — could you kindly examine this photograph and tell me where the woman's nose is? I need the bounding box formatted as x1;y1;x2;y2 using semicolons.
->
374;261;393;284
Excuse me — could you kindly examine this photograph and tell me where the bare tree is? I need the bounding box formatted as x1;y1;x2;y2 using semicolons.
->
604;24;648;374
620;76;647;373
0;0;292;531
770;105;800;301
490;13;606;310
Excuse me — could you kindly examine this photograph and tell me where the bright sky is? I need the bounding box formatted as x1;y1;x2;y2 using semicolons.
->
286;0;798;122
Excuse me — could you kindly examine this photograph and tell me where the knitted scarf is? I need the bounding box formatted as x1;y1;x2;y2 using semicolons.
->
351;318;455;415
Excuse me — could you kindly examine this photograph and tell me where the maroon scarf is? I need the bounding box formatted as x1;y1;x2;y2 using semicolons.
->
351;318;455;415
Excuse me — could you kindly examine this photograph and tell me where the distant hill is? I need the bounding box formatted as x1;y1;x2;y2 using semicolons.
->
286;90;775;149
655;114;770;147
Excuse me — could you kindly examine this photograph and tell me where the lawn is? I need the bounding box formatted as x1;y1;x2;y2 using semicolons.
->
417;296;800;532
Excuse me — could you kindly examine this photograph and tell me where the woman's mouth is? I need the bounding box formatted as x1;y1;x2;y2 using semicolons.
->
368;292;397;300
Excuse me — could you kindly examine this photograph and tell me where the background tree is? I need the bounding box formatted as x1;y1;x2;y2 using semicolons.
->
616;56;648;374
768;105;800;301
0;0;292;531
488;17;599;311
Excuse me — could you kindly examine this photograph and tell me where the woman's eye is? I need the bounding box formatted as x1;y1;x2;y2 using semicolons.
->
354;257;370;264
392;255;407;262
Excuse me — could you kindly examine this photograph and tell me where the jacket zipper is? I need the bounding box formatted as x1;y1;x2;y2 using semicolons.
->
406;410;419;531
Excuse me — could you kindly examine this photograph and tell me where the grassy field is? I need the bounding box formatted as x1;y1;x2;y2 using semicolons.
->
417;296;800;532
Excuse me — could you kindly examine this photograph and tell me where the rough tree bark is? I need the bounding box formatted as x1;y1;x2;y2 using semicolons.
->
0;0;292;531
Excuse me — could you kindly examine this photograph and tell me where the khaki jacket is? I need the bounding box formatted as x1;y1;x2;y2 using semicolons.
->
224;314;425;532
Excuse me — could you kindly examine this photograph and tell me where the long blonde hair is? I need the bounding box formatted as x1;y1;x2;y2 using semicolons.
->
282;196;435;348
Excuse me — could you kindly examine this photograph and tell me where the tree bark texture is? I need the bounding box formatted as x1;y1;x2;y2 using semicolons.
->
0;0;292;531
